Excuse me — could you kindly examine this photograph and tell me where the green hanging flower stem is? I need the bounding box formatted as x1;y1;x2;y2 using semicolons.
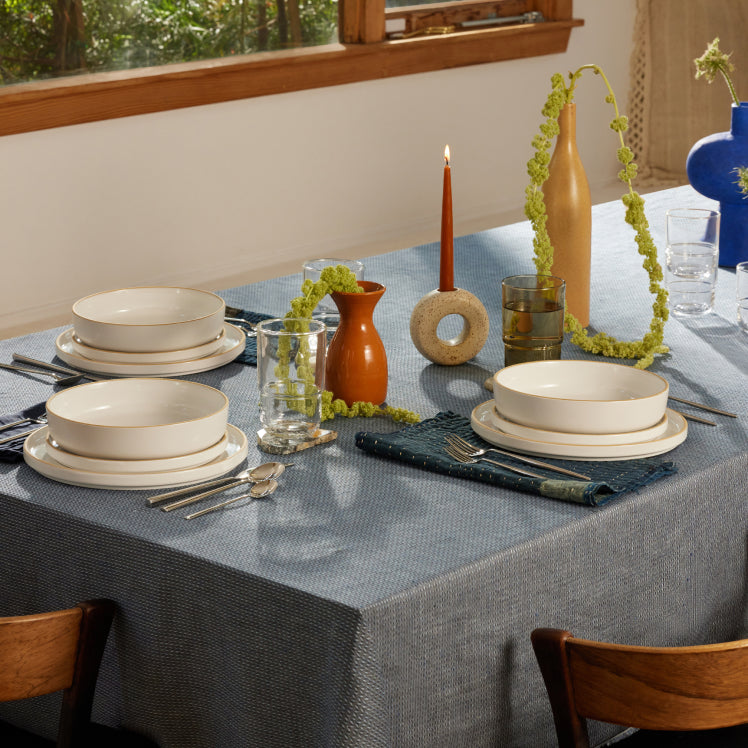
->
525;64;669;370
285;265;420;423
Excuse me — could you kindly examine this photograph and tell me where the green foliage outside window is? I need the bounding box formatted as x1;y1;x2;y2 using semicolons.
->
0;0;338;85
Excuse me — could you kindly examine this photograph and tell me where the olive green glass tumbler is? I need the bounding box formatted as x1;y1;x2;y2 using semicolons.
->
501;274;565;367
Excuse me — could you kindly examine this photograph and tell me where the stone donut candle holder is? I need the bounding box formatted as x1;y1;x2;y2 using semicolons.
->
411;145;489;366
409;287;489;366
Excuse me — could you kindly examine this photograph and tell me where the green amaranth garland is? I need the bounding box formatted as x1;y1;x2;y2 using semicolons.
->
525;65;669;370
285;264;420;423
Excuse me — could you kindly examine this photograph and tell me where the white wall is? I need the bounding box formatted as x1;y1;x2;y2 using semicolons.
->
0;0;634;338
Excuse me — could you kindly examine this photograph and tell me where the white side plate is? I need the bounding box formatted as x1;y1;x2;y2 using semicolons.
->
491;407;670;447
471;400;687;461
55;323;245;377
24;424;248;489
70;329;225;363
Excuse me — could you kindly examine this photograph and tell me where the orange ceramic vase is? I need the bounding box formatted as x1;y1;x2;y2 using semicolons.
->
543;102;592;327
326;281;387;406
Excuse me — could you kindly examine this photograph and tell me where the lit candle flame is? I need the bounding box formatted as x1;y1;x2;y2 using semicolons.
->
444;145;450;166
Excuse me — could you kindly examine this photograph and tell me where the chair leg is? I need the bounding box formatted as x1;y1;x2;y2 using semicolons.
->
57;600;116;748
531;628;591;748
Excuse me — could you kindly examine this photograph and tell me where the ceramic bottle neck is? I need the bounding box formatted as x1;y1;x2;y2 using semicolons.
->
731;102;748;136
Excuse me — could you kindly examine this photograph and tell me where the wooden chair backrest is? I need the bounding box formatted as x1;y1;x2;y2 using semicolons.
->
531;627;748;748
0;599;115;748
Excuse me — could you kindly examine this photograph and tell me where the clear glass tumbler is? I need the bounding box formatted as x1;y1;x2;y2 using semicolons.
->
302;258;365;329
665;208;720;316
501;275;565;367
256;318;326;446
737;261;748;333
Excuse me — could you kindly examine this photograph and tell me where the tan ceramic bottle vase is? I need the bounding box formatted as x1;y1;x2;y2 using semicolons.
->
543;102;592;327
325;281;387;406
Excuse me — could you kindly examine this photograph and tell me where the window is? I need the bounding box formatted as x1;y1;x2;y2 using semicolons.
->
0;0;582;136
0;0;338;83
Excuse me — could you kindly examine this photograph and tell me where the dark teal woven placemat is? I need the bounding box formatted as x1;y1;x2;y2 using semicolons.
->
355;411;678;506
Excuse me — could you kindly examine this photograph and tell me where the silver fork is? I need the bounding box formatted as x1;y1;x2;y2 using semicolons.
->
445;434;591;481
224;317;257;336
444;443;547;480
0;414;48;445
0;411;47;434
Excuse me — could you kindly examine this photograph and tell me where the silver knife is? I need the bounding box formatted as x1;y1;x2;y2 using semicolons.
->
161;478;248;512
12;354;105;381
0;426;41;445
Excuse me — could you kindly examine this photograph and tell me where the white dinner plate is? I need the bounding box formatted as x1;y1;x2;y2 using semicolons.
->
46;431;230;473
55;323;245;377
70;329;225;363
471;400;687;461
491;407;671;446
23;424;248;489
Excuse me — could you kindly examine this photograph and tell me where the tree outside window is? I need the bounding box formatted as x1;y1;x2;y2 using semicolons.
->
0;0;338;85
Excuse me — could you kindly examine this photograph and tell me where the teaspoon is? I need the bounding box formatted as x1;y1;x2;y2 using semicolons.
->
184;479;278;520
146;461;290;507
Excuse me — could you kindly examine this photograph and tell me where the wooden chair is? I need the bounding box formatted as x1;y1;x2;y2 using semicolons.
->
0;599;157;748
531;628;748;748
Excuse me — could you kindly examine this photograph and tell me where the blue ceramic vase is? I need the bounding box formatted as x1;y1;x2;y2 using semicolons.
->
686;102;748;267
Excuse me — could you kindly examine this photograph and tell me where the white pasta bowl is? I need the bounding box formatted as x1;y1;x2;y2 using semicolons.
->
46;378;229;460
72;287;226;353
492;360;669;435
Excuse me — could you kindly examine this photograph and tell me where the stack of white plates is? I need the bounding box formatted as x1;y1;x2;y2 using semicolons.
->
471;361;687;461
55;287;245;376
23;379;248;489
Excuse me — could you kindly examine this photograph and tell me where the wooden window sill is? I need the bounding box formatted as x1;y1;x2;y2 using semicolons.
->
0;18;582;137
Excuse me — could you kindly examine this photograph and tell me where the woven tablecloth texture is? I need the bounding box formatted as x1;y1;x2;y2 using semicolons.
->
0;186;746;748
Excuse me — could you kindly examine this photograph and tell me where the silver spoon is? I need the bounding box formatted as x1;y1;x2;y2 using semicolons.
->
161;465;286;512
185;479;278;520
0;362;83;386
146;461;290;507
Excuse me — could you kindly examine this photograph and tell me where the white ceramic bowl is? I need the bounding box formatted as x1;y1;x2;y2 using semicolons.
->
72;287;226;353
46;378;229;460
493;360;669;435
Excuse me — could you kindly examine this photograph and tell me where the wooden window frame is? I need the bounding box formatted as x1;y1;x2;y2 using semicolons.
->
0;0;581;136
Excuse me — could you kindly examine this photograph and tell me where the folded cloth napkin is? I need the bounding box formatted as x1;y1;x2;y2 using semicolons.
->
0;403;47;463
355;411;678;506
224;307;275;366
226;306;336;365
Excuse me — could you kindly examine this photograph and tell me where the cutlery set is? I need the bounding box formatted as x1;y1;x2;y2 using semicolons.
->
146;462;291;519
0;340;739;504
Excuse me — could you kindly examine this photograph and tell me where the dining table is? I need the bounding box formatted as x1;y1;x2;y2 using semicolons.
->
0;184;746;748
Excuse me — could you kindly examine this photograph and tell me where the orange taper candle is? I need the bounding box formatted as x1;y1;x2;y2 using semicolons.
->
439;145;455;292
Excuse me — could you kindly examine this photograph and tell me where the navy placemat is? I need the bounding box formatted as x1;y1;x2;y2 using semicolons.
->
225;307;275;366
0;402;47;462
355;411;678;506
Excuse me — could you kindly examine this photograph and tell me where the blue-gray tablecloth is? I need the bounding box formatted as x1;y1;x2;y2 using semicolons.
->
0;186;746;747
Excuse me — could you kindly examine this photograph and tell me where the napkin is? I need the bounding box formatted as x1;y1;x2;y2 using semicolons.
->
226;307;336;365
225;307;275;366
0;403;46;463
355;411;678;507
